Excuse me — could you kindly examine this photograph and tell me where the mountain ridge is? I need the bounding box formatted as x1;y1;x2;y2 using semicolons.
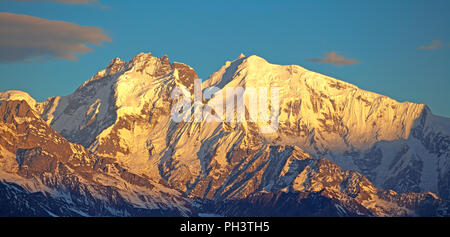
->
1;51;450;216
0;99;195;216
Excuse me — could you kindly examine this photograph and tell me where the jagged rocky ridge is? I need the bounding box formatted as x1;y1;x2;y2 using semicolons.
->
0;100;194;216
1;52;449;216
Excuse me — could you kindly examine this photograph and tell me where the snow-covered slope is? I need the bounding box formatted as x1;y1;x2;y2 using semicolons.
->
0;90;39;112
204;54;425;149
36;53;450;201
1;52;450;216
35;53;196;178
0;99;195;216
199;54;450;200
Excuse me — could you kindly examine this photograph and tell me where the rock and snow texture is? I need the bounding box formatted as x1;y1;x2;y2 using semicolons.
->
0;99;195;217
200;54;450;200
1;52;450;216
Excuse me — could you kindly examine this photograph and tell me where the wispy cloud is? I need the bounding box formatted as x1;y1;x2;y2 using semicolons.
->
0;12;112;63
418;40;443;50
308;52;360;66
11;0;109;9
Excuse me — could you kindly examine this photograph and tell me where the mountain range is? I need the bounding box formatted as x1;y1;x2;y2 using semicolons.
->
1;52;449;216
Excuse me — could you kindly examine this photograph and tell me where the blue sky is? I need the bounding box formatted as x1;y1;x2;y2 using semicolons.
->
0;0;449;117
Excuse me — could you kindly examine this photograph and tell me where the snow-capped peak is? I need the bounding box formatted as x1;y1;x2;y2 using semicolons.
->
0;90;37;109
2;52;450;217
79;52;171;90
203;54;308;91
202;54;427;150
105;57;125;75
39;52;199;163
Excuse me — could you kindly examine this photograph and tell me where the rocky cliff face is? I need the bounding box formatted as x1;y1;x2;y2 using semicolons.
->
198;55;450;201
0;99;195;217
1;52;449;216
